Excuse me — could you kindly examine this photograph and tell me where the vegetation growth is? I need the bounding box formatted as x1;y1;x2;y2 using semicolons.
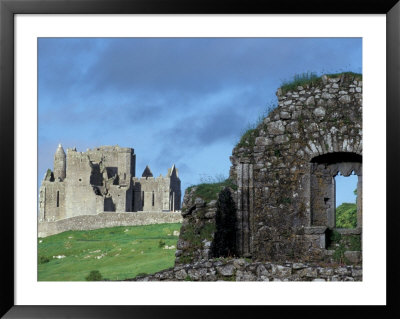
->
328;229;361;264
85;270;102;281
280;71;362;95
280;72;320;94
336;202;357;228
235;71;362;149
186;178;237;202
37;223;182;281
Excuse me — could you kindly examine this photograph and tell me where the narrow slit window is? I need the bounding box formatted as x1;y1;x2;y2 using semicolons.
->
152;191;155;206
334;172;358;229
56;191;59;207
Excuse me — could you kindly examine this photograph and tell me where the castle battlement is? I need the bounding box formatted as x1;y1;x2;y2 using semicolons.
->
39;145;181;222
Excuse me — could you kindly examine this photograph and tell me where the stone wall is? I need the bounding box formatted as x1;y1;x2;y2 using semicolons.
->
38;212;183;237
175;188;218;265
175;185;237;265
129;258;362;281
230;73;362;264
176;73;362;267
39;181;66;221
133;177;171;211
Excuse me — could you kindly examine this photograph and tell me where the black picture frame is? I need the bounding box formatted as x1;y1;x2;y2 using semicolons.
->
1;0;399;318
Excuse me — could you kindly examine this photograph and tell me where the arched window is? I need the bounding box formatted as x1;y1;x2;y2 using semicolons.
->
310;152;362;229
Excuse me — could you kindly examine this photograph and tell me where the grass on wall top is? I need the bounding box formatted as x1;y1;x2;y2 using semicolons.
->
280;71;362;95
186;178;237;203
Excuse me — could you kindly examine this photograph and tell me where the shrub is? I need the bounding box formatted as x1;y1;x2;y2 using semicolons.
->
158;239;166;248
38;256;50;264
336;203;357;228
85;270;103;281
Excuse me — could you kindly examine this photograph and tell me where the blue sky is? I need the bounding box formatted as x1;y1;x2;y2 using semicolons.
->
38;38;361;205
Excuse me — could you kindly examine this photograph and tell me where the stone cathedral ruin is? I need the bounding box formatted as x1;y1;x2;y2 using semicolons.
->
38;145;182;236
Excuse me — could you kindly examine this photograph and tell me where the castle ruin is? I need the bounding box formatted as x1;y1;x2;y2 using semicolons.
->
39;145;181;222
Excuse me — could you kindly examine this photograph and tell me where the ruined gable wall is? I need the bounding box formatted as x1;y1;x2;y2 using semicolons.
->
39;181;66;221
86;146;136;181
230;73;362;263
132;177;171;211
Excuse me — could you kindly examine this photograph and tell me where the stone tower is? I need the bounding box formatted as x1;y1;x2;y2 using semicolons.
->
53;144;66;181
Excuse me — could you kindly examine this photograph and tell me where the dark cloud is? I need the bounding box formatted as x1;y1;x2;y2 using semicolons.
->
39;38;361;99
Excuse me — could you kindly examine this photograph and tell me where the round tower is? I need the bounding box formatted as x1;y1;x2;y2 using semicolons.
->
54;144;66;181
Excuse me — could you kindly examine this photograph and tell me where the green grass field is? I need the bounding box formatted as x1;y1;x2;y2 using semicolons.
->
38;223;182;281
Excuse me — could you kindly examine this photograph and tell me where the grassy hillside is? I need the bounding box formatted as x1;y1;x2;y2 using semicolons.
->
336;203;357;228
38;223;182;281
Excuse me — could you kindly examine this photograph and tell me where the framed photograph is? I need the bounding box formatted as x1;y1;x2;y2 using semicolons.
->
1;0;399;317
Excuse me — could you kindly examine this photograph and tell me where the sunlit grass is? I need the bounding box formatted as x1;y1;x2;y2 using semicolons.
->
38;223;182;281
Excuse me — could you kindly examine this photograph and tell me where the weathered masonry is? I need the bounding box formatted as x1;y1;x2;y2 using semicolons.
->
230;73;362;263
176;73;362;266
39;145;181;222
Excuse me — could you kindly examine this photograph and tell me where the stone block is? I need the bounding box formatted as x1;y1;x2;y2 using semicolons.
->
351;268;363;277
274;135;289;144
335;267;350;276
217;264;235;276
256;264;269;276
280;111;291;119
236;270;257;281
271;264;292;277
233;258;246;270
338;95;351;104
298;267;318;278
313;107;326;117
255;137;272;146
344;251;361;264
304;226;327;235
305;96;315;106
267;120;285;135
292;263;306;270
188;268;207;281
